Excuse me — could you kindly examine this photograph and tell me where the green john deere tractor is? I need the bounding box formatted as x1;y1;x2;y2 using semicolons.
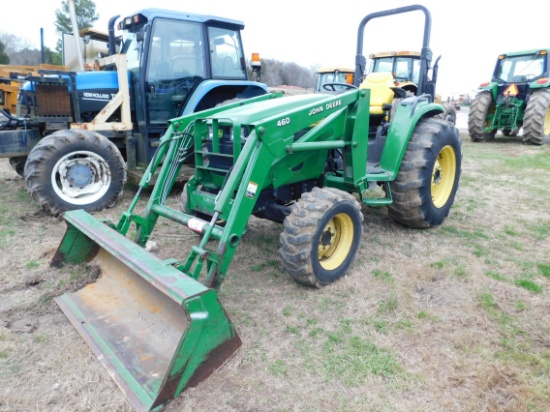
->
468;49;550;145
50;5;462;411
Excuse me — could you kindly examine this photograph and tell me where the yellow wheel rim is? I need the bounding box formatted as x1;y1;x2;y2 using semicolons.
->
431;145;457;208
318;212;354;270
544;107;550;135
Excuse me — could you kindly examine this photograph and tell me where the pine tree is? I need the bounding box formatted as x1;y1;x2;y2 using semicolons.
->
0;40;10;64
53;0;99;63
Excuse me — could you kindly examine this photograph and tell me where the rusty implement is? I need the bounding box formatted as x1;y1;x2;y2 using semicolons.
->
52;210;241;412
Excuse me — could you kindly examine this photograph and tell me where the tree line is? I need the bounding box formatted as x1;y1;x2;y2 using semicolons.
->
0;0;317;89
0;37;318;89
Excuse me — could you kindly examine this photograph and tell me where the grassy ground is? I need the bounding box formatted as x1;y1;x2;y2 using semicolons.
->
0;123;549;412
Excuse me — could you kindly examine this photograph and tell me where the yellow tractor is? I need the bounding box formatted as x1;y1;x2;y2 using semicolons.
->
314;51;455;125
366;50;456;124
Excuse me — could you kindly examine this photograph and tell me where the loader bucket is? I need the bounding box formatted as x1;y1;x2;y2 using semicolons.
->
52;210;241;412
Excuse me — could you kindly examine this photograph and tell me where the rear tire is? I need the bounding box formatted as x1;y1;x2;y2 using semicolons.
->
387;118;462;228
468;91;496;142
522;89;550;145
24;129;126;216
279;187;363;288
9;156;27;177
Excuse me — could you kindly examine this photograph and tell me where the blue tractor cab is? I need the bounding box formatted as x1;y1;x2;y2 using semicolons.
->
1;8;268;216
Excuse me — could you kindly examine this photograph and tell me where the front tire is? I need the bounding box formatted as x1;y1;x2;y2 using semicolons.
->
387;118;462;228
437;103;457;126
468;91;496;142
522;89;550;145
24;130;126;216
279;187;363;288
9;156;27;177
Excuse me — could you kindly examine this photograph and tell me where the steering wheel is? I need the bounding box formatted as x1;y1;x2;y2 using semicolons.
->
394;76;410;83
322;82;357;92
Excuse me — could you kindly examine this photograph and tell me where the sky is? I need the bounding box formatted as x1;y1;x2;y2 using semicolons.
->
2;0;548;98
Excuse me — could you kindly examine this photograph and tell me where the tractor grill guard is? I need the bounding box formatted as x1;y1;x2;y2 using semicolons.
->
18;71;79;122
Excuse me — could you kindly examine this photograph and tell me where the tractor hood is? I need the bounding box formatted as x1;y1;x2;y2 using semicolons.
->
208;93;344;125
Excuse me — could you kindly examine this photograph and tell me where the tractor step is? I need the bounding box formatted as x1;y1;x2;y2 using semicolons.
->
361;181;393;206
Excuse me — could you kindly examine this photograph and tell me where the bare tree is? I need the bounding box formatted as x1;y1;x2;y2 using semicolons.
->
254;58;316;88
8;48;42;65
262;60;284;87
281;62;316;89
0;32;20;57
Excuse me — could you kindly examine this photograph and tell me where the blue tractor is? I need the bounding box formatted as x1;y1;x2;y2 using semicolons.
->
0;8;268;215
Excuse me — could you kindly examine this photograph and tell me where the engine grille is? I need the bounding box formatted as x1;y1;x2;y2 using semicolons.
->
36;83;71;116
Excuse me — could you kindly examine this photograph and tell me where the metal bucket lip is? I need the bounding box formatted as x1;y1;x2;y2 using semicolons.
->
57;209;208;302
54;245;193;410
55;285;241;412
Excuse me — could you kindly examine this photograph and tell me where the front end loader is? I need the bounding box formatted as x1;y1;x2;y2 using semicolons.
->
51;5;462;411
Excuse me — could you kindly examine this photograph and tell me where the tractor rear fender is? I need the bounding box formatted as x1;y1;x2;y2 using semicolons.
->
529;78;550;90
380;96;446;178
477;82;498;101
181;79;270;115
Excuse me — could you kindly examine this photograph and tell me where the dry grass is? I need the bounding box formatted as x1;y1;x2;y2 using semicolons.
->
1;112;549;411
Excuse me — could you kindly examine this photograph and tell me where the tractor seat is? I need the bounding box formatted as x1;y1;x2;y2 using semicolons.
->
360;72;396;114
